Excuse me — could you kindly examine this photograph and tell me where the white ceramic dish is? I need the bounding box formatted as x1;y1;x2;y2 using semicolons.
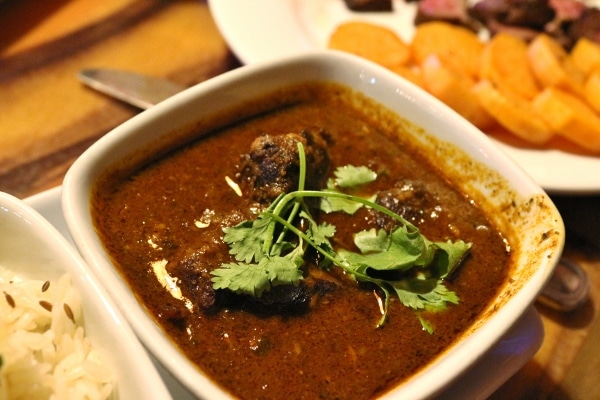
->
208;0;600;195
61;52;565;399
0;191;173;400
25;186;543;399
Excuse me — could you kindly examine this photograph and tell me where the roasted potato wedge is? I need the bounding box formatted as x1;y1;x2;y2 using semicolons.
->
474;80;554;144
528;34;585;96
388;65;426;88
570;37;600;77
328;21;411;69
532;87;600;152
421;56;494;129
327;20;600;152
480;33;540;100
584;69;600;113
411;22;483;79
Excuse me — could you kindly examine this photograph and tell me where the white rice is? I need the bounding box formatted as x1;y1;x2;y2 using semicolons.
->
0;265;114;400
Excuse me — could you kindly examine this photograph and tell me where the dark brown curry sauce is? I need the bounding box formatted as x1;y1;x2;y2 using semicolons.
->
92;82;511;399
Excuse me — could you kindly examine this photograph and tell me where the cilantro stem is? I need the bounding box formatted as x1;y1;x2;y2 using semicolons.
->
263;211;337;265
264;143;308;255
269;189;420;234
297;142;307;192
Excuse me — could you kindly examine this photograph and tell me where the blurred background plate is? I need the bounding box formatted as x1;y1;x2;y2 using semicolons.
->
208;0;600;195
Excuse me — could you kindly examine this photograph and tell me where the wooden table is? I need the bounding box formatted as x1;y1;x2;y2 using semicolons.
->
1;0;599;398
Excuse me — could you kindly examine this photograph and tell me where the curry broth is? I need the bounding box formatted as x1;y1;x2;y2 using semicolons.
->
92;82;511;399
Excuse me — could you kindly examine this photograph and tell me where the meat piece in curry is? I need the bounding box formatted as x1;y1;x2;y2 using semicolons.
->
237;129;331;204
91;82;512;400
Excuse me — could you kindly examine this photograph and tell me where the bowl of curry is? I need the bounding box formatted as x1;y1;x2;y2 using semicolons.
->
62;51;565;399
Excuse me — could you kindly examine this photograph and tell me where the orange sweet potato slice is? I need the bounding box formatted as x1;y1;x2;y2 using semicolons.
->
480;32;540;100
328;21;411;69
411;22;483;80
584;69;600;113
421;55;494;129
570;37;600;77
532;87;600;152
527;34;585;96
474;80;554;144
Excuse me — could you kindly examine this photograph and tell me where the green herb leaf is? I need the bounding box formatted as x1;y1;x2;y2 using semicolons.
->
223;215;273;263
330;165;377;188
339;226;436;272
418;315;434;334
300;211;336;248
320;190;378;215
391;277;459;310
432;240;472;278
320;165;377;215
211;262;271;297
211;256;304;297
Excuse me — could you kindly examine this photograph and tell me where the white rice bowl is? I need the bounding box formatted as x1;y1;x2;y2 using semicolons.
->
0;191;173;400
0;266;113;400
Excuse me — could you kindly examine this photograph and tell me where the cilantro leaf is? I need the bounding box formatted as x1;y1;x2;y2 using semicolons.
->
320;190;377;215
300;210;336;248
211;262;271;297
331;165;377;188
391;277;459;310
211;256;303;297
351;227;389;253
223;215;272;263
320;165;377;214
418;315;434;334
432;240;472;278
339;226;436;272
264;255;304;285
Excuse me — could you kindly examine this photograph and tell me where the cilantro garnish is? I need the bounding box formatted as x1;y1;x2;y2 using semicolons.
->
320;164;377;215
211;143;471;330
329;164;377;188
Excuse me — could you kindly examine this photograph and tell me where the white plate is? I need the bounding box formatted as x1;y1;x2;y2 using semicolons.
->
208;0;600;195
26;186;543;398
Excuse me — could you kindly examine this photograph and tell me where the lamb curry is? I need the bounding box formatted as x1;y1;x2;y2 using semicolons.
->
91;82;512;399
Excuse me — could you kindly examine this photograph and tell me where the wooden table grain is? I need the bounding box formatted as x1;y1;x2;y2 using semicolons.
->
1;1;598;399
0;0;238;197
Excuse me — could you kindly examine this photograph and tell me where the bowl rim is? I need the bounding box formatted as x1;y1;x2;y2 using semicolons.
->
62;50;565;399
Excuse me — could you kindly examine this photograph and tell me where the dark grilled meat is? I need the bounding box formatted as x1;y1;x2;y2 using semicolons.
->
343;0;393;11
415;0;481;31
566;7;600;45
468;0;599;48
237;129;331;204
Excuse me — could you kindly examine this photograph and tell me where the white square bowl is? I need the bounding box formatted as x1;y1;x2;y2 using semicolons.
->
62;51;565;399
0;191;172;399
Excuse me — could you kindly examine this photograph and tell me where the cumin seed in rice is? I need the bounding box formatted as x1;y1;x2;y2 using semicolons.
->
4;291;15;308
39;300;53;312
42;280;50;292
64;303;75;323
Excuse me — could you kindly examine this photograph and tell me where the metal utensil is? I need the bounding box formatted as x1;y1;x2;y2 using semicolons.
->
538;257;590;311
78;69;185;109
77;68;591;312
